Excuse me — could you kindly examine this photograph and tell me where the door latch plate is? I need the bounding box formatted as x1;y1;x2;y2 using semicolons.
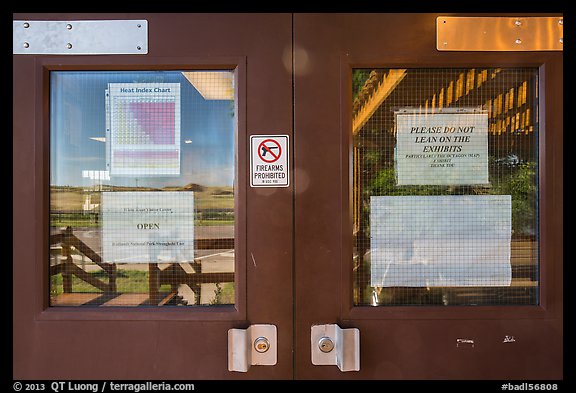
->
228;324;277;372
311;324;360;372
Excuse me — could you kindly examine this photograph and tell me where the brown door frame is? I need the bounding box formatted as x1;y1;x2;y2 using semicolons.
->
13;13;294;379
294;13;562;379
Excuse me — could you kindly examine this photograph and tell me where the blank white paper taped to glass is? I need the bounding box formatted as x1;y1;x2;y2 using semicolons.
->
102;191;194;263
370;195;512;287
395;112;489;185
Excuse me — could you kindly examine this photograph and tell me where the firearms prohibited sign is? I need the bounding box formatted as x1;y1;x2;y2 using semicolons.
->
250;135;289;187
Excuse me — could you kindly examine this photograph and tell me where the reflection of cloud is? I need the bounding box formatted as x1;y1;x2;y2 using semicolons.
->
190;167;234;186
52;156;105;186
181;145;234;187
182;165;234;187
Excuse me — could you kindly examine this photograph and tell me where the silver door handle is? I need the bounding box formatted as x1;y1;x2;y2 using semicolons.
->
311;324;360;372
228;324;277;372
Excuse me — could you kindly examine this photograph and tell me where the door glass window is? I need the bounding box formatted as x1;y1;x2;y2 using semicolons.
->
50;70;236;307
352;68;539;306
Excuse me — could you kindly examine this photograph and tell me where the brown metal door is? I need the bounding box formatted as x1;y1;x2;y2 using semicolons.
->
293;13;563;379
13;13;293;379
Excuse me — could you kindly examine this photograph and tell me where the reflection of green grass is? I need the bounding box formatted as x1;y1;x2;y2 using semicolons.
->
194;191;234;210
51;213;100;228
50;269;234;304
197;220;235;226
211;282;235;305
50;269;153;296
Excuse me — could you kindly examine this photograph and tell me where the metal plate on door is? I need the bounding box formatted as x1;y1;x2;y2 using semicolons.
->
13;20;148;54
437;16;563;51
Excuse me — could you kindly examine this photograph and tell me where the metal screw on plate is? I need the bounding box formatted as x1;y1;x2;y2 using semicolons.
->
23;42;29;48
66;43;73;49
514;20;522;27
318;337;335;353
137;46;142;51
559;19;563;26
23;22;30;28
66;23;73;30
560;38;563;44
515;38;522;45
254;337;270;353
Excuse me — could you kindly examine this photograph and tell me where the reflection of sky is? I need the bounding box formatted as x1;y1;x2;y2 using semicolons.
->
50;71;235;187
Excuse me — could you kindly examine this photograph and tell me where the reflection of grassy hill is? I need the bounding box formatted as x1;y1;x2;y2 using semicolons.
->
162;183;205;192
209;187;234;196
50;184;234;211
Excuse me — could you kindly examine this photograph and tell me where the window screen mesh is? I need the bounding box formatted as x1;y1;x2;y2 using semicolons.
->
50;71;236;307
352;68;539;306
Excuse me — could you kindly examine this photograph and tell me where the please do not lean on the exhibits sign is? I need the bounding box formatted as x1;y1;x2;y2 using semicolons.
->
395;111;489;186
250;135;289;187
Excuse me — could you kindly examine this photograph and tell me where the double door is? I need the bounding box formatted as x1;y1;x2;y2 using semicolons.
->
13;13;562;379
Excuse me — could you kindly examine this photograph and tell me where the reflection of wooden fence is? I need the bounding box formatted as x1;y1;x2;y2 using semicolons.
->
50;227;234;306
50;227;116;295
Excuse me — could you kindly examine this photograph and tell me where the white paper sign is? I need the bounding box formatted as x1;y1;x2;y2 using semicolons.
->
395;112;489;185
370;195;512;287
102;191;194;263
250;135;289;187
106;83;181;177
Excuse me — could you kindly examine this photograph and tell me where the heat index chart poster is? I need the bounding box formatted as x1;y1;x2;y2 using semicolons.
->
106;83;181;176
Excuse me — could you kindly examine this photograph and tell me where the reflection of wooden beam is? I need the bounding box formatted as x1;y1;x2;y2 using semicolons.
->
352;69;406;135
52;227;114;274
50;263;66;276
158;264;235;285
149;263;161;305
64;261;111;292
158;292;178;306
195;238;234;250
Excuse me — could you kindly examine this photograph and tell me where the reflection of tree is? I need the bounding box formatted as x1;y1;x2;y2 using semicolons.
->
491;162;537;237
352;70;370;100
362;160;538;239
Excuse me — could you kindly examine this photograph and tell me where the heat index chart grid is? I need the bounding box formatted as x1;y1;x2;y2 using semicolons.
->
106;83;181;176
